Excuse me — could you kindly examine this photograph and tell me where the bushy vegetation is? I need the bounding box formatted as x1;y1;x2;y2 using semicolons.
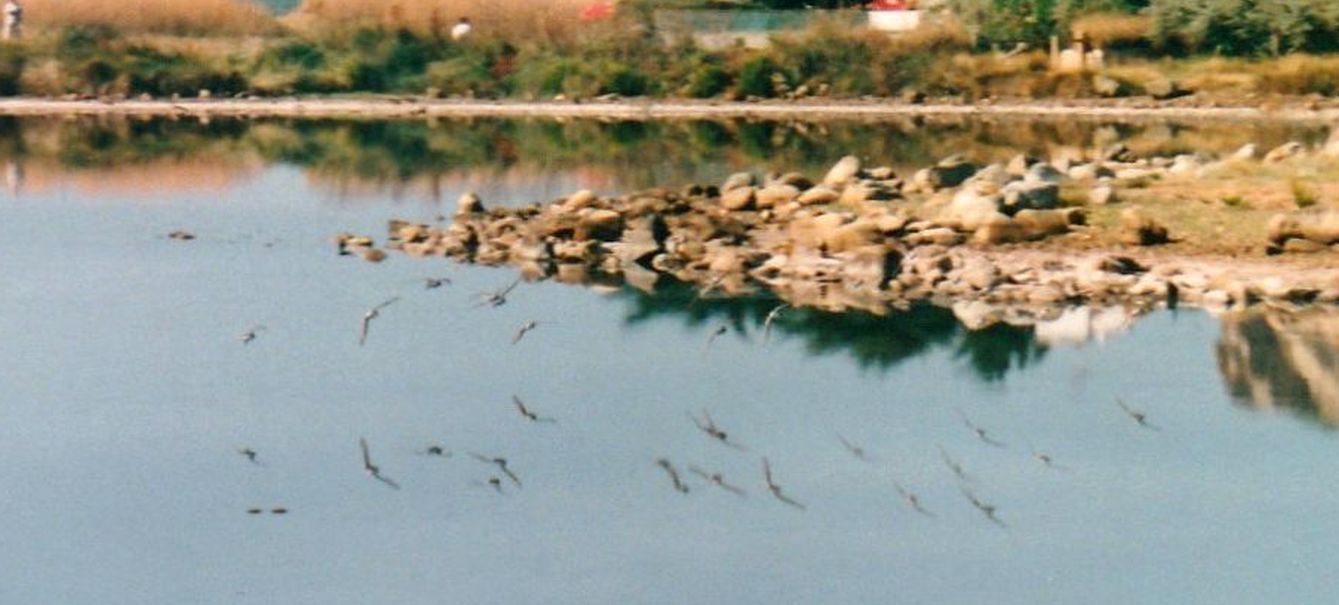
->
0;0;1336;99
1150;0;1339;56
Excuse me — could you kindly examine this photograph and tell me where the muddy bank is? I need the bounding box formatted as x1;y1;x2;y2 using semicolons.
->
350;144;1339;331
1;97;1339;124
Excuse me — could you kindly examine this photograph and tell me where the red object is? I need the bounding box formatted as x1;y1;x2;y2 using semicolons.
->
867;0;908;10
579;2;616;22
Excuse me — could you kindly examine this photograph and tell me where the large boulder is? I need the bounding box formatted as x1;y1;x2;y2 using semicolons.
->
796;185;842;206
1119;208;1170;246
822;155;862;187
455;191;485;217
1263;142;1303;163
721;172;755;193
941;188;1004;232
1267;210;1339;245
574;209;624;242
755;184;801;208
922;157;978;190
1001;181;1059;214
720;186;756;211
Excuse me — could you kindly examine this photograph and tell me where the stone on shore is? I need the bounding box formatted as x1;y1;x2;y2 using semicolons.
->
456;191;485;217
822;155;862;187
1119;208;1170;246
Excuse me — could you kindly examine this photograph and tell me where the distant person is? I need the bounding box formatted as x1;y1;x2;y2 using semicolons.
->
450;17;472;41
2;0;21;41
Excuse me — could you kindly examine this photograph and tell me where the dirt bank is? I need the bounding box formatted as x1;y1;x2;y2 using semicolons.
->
0;97;1337;124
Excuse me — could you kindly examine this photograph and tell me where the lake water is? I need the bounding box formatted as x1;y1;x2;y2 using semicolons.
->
3;115;1338;605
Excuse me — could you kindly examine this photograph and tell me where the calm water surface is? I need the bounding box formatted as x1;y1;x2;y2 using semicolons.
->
2;116;1338;605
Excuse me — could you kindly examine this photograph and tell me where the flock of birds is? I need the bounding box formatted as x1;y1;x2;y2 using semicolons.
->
232;266;1164;526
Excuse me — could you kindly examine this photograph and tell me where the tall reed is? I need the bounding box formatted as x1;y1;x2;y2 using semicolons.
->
23;0;278;36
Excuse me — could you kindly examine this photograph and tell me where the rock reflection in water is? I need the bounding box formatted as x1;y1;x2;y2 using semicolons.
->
1218;307;1339;426
619;280;1047;380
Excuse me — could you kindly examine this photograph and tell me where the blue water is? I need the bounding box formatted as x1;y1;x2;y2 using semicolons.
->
2;119;1337;605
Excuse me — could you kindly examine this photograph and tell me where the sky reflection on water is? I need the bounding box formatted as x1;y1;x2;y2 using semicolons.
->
2;119;1339;605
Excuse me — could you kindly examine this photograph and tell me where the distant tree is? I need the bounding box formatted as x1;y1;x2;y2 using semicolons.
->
948;0;1150;47
1150;0;1339;55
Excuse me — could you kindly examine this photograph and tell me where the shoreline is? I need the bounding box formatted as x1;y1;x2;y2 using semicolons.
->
1;97;1337;123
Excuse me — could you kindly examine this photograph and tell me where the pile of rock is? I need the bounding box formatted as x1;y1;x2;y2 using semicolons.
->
370;152;1339;326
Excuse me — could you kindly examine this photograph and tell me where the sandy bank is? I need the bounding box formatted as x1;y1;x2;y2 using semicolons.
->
0;97;1337;124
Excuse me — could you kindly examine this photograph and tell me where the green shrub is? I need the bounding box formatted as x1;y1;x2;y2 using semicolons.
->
0;49;22;96
600;66;650;96
1151;0;1339;56
347;60;388;92
266;41;326;70
686;64;731;98
738;56;789;98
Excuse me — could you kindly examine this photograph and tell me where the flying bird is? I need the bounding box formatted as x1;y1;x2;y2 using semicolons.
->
240;325;265;345
656;458;691;494
894;481;934;517
762;457;806;510
469;452;521;487
477;277;522;308
358;297;401;346
1027;444;1069;471
1117;398;1159;430
513;395;557;423
471;476;505;494
938;446;971;482
961;487;1006;527
703;324;729;354
422;277;451;289
761;303;789;346
958;411;1007;448
237;447;261;465
418;444;451;457
689;410;747;451
512;321;541;344
837;433;871;461
688;465;746;497
360;438;400;490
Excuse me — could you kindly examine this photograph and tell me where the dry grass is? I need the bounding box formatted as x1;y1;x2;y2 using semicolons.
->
1069;13;1150;49
285;0;604;43
23;0;277;36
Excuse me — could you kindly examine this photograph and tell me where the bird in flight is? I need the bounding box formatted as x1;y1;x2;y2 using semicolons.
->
512;321;541;344
358;297;400;346
761;303;789;346
418;444;451;457
1028;444;1069;471
477;277;522;308
240;325;265;345
703;324;729;354
763;457;806;510
422;277;451;289
471;476;504;494
894;481;934;517
469;452;521;487
960;487;1006;527
360;438;400;490
1117;399;1159;430
237;447;262;465
938;446;971;482
513;395;557;423
689;410;747;451
837;433;872;461
688;465;746;497
656;458;691;494
958;411;1007;448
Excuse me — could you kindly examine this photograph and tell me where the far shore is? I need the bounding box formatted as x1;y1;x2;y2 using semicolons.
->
1;97;1338;123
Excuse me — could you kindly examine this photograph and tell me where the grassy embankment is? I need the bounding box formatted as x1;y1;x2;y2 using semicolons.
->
0;2;1336;101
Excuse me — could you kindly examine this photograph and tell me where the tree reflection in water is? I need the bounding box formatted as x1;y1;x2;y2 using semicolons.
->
1218;307;1339;428
619;280;1047;381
